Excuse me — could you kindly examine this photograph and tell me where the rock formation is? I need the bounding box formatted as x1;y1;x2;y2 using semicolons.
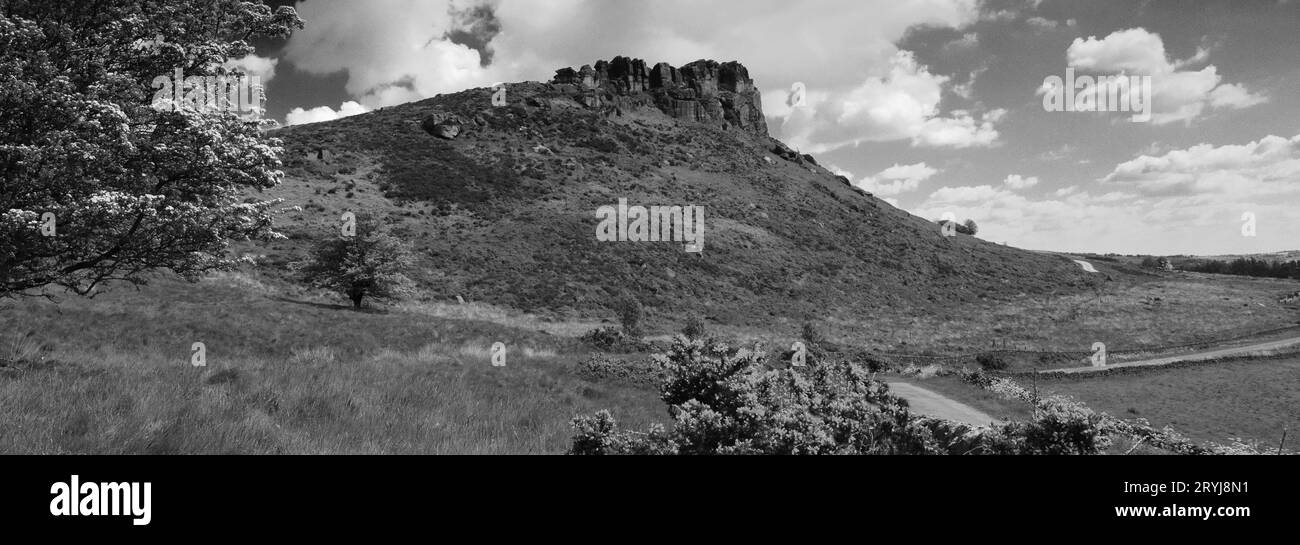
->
421;113;463;140
552;56;768;136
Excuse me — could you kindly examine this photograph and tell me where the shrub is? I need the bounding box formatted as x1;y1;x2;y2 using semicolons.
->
576;355;663;387
579;326;649;353
800;322;825;347
988;397;1112;455
569;337;945;455
570;338;1117;456
976;353;1009;371
576;136;620;154
580;326;623;352
613;294;645;339
681;315;707;340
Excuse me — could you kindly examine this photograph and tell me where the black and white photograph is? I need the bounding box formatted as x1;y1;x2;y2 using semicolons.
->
2;0;1298;530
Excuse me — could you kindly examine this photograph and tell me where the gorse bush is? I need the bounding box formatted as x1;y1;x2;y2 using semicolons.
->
570;338;1117;455
993;397;1112;455
572;338;959;455
681;315;707;340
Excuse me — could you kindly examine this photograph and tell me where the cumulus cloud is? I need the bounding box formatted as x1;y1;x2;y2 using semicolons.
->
1103;134;1300;196
285;101;371;126
282;0;500;109
1065;28;1267;124
280;0;989;144
854;162;939;196
905;133;1300;254
777;52;1004;152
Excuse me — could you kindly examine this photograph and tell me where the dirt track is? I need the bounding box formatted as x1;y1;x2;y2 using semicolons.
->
887;382;996;427
1043;336;1300;375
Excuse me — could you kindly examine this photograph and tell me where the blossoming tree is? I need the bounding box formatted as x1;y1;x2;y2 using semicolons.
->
0;1;303;297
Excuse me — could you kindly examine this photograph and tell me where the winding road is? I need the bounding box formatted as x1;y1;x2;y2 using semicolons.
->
887;382;996;427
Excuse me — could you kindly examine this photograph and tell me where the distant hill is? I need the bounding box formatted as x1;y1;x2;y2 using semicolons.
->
255;56;1094;328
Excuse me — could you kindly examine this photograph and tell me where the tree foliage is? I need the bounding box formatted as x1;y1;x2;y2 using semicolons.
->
1181;257;1300;280
297;217;415;309
0;1;303;297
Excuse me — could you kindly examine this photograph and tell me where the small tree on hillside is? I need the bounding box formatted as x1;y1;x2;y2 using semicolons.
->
963;219;979;236
298;218;415;309
613;293;645;339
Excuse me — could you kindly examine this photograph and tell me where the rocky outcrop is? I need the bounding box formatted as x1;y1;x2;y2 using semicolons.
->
421;113;463;140
552;56;767;136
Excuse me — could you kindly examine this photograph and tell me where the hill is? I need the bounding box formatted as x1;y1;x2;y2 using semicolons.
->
259;56;1095;328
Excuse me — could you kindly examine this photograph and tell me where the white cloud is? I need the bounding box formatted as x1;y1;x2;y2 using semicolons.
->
904;133;1300;254
1065;28;1266;125
1209;83;1268;109
1068;28;1170;74
855;162;938;196
1104;134;1300;196
778;52;1003;152
285;101;371;126
281;0;987;143
1003;174;1040;190
283;0;499;109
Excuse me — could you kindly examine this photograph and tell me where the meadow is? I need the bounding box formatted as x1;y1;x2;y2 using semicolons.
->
1041;355;1300;447
2;265;1297;453
0;274;663;454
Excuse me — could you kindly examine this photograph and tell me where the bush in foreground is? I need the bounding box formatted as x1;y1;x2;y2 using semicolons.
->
570;338;1114;455
571;338;949;455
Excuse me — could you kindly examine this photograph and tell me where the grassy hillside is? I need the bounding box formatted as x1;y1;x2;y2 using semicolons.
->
258;80;1096;329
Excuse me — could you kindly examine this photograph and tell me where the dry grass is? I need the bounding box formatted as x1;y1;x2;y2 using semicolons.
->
3;264;1296;454
0;275;662;454
819;273;1300;355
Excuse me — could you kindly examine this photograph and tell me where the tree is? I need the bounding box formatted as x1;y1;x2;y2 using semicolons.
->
298;218;415;309
963;219;979;236
612;293;644;339
0;1;303;298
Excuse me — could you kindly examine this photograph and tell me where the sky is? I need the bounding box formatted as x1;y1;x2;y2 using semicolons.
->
250;0;1300;256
